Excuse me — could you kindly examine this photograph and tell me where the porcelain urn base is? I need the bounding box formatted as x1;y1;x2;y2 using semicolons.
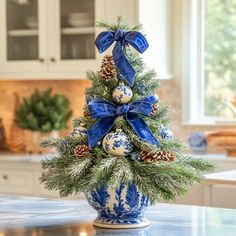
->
93;218;150;229
85;183;150;229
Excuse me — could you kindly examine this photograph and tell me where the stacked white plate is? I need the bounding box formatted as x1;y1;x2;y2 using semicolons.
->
67;12;93;27
25;16;38;29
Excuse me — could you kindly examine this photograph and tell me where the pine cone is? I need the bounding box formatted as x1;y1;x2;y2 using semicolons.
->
100;55;117;80
74;145;92;158
151;104;158;115
157;150;176;162
140;149;175;163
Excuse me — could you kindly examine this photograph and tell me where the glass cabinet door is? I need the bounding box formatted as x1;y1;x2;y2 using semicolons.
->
60;0;95;60
6;0;39;61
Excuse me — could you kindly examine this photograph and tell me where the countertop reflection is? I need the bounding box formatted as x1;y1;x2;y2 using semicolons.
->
0;194;236;236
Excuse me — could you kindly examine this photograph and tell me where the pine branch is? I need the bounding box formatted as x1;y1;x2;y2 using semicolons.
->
87;157;118;189
96;16;142;31
176;156;215;173
109;157;134;188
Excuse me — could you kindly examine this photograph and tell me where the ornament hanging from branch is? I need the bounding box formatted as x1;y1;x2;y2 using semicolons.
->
102;129;133;156
70;124;87;139
112;81;133;104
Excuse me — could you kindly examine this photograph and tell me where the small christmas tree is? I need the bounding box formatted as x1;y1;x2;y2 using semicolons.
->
40;18;214;204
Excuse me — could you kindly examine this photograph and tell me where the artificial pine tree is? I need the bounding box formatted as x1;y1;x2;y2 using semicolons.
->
40;18;214;205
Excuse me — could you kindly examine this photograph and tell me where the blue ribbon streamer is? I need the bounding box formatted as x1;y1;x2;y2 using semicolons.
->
87;96;160;147
95;29;149;86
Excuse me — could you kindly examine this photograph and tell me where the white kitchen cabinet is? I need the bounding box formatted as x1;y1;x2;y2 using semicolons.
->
0;168;34;195
203;170;236;209
203;184;236;209
0;0;171;79
0;0;103;78
172;184;203;206
0;156;81;199
171;155;236;207
0;0;47;73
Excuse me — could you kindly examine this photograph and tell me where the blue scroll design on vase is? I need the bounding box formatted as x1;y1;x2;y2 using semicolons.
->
85;183;149;225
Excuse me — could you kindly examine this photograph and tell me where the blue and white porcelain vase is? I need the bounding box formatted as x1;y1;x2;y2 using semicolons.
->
84;183;150;229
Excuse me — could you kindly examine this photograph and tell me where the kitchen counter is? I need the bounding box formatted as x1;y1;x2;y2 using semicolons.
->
0;152;44;163
193;153;236;162
0;195;236;236
205;170;236;185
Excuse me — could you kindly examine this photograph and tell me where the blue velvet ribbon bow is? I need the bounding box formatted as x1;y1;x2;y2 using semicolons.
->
87;96;160;147
95;29;149;86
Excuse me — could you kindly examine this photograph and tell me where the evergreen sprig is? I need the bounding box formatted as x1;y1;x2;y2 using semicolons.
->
16;88;72;132
97;16;142;32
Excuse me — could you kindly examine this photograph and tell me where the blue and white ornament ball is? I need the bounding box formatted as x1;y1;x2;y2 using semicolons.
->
70;125;87;139
112;82;133;104
102;130;133;156
159;126;173;139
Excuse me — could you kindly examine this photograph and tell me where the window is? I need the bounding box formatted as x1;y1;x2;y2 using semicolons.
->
182;0;236;124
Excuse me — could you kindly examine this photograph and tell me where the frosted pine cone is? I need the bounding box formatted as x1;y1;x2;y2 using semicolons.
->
140;149;175;163
156;150;176;162
99;55;117;80
74;145;92;158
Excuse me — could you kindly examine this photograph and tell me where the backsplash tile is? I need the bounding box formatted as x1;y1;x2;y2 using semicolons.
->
0;80;91;142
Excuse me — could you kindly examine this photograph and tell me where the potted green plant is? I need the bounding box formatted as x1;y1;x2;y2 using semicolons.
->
16;88;72;153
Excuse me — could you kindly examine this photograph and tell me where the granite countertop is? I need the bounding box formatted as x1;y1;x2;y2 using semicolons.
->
0;153;45;163
192;153;236;161
0;195;236;236
205;170;236;185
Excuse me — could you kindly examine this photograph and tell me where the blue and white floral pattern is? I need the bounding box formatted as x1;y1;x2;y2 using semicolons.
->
112;84;133;104
70;126;87;139
85;183;149;225
102;131;133;156
159;126;173;139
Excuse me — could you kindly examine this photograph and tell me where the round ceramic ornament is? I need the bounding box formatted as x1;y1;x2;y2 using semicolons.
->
112;82;133;104
70;124;87;139
159;126;173;139
102;129;133;156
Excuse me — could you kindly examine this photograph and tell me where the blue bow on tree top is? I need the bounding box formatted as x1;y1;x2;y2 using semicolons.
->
87;95;160;147
95;29;149;86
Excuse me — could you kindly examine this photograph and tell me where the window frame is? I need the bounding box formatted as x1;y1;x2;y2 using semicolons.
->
182;0;236;125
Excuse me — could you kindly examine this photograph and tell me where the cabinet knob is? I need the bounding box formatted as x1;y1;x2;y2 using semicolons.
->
50;58;56;62
2;175;8;180
38;58;45;63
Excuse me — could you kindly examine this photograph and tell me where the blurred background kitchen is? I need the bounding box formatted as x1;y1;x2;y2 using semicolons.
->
1;0;236;209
